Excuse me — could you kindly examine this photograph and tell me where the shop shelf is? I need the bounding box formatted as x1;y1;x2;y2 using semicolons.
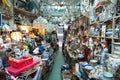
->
90;15;119;25
89;35;100;38
113;42;120;45
14;7;38;18
106;37;112;39
101;36;106;38
113;37;120;40
19;0;26;4
114;51;120;55
2;15;12;20
90;21;96;25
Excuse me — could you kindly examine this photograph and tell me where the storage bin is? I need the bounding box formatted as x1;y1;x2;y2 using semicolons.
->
8;56;33;69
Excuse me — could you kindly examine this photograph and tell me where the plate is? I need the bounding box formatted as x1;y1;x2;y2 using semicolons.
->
95;65;101;69
78;54;84;58
103;72;113;78
85;66;93;70
90;59;97;63
83;62;88;65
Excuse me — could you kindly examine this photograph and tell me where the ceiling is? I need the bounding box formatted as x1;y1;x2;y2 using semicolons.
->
34;0;81;24
38;0;81;6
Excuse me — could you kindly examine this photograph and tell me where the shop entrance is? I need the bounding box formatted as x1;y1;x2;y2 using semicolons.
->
57;26;63;47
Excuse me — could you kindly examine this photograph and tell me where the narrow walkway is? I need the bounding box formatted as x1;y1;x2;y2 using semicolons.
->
48;48;65;80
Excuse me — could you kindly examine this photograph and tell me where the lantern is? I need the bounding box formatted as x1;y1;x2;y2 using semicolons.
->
19;26;31;33
11;32;22;42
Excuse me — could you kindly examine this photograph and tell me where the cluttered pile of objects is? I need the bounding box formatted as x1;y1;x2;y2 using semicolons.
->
0;26;59;80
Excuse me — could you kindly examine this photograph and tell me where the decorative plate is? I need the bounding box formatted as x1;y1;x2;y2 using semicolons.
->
103;72;113;78
90;59;97;63
85;66;94;70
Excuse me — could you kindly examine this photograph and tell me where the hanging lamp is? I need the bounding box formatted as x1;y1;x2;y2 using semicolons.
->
11;31;22;42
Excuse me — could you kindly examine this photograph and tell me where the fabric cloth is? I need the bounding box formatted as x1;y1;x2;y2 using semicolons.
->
39;45;45;52
84;47;91;62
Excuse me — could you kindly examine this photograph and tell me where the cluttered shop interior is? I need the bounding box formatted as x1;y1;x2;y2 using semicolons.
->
0;0;120;80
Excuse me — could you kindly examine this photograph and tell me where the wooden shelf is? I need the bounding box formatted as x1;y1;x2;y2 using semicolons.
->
106;37;112;39
113;42;120;45
90;21;96;25
14;7;38;18
19;0;27;4
90;15;120;25
114;51;120;55
2;15;12;20
113;37;120;40
89;36;114;39
89;35;101;38
101;36;105;38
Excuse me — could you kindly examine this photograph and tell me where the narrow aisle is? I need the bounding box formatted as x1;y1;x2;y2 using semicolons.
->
48;47;65;80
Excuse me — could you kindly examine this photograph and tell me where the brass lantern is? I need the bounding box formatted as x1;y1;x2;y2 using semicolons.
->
11;31;22;42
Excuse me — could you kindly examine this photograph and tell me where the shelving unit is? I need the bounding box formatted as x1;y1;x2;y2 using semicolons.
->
112;42;120;55
89;11;120;54
89;36;115;39
2;15;12;20
19;0;27;4
105;37;112;39
113;42;120;45
14;7;38;18
90;17;113;25
113;37;120;39
111;14;120;54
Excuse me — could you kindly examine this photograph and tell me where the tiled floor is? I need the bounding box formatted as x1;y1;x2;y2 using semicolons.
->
48;26;65;80
57;27;63;47
48;48;65;80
